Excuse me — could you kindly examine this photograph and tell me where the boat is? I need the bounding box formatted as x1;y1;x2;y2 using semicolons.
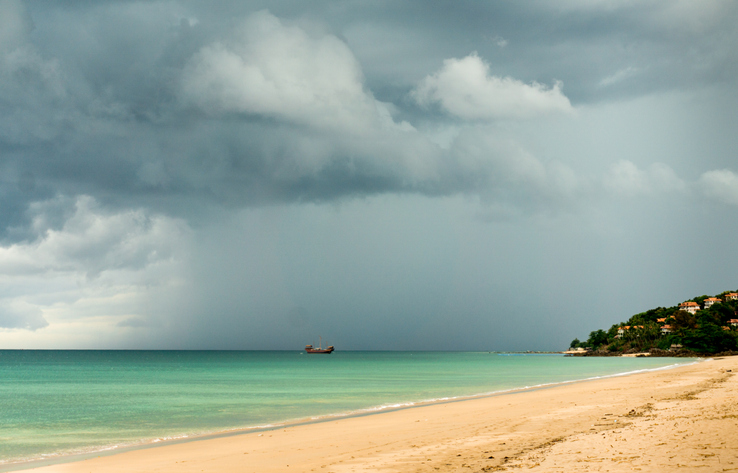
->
305;336;334;354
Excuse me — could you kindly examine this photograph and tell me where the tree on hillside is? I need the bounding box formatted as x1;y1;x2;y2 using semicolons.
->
673;310;697;330
657;333;680;351
708;301;736;325
586;329;609;349
607;324;620;340
629;307;670;324
694;295;709;306
637;323;660;350
682;322;738;353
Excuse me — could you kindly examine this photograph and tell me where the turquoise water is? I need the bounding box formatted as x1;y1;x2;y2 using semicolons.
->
0;350;695;468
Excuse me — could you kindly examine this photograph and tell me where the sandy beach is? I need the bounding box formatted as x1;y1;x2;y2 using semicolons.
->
23;356;738;473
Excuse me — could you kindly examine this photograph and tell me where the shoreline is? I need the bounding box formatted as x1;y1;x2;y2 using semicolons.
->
0;353;695;471
2;359;698;472
10;357;735;472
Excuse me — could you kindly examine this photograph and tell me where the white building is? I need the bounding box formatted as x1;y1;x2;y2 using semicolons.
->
704;297;722;309
615;325;643;339
679;301;699;314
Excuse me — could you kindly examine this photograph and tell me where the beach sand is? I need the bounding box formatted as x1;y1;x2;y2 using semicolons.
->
25;356;738;473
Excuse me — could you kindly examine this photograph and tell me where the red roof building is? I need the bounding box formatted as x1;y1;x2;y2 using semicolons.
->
679;301;699;314
704;297;722;309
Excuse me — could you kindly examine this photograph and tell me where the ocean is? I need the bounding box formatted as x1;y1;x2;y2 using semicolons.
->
0;350;696;469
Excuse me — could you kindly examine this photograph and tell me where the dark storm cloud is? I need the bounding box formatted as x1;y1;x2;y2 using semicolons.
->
0;0;734;234
1;1;733;235
1;2;734;228
1;1;588;239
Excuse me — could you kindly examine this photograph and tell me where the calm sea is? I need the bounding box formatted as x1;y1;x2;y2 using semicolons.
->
0;350;695;468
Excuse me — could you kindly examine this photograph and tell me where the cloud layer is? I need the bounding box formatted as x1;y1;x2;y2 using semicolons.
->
0;195;190;334
412;53;573;120
700;170;738;206
181;11;383;132
1;1;737;349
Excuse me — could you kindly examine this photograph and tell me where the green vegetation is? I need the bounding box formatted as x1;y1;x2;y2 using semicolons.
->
570;290;738;355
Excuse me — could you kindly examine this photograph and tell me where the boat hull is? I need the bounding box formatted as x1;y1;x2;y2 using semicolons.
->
305;345;334;354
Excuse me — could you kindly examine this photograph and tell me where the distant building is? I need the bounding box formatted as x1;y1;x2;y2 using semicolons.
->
615;325;644;339
679;301;699;314
725;293;738;301
656;318;667;323
729;319;738;327
704;297;722;308
661;325;673;334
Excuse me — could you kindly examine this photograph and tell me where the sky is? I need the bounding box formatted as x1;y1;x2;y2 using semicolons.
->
1;0;737;351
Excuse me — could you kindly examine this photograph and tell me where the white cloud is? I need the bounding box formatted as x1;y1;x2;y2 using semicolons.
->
599;66;639;87
699;169;738;206
0;300;47;331
452;130;546;185
0;196;191;334
0;196;188;277
604;160;686;196
411;53;573;120
180;10;405;133
489;35;508;48
449;128;585;211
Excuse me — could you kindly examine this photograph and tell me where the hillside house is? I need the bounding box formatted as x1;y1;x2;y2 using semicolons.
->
704;297;722;308
679;301;700;314
725;293;738;301
615;325;644;339
729;319;738;327
661;325;673;334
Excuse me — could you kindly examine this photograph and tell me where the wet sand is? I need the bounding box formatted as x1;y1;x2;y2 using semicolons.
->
25;357;738;473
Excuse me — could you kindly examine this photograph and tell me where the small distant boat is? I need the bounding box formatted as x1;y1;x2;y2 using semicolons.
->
305;336;334;354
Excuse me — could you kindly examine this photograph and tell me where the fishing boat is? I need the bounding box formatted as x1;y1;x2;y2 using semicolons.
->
305;336;334;354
